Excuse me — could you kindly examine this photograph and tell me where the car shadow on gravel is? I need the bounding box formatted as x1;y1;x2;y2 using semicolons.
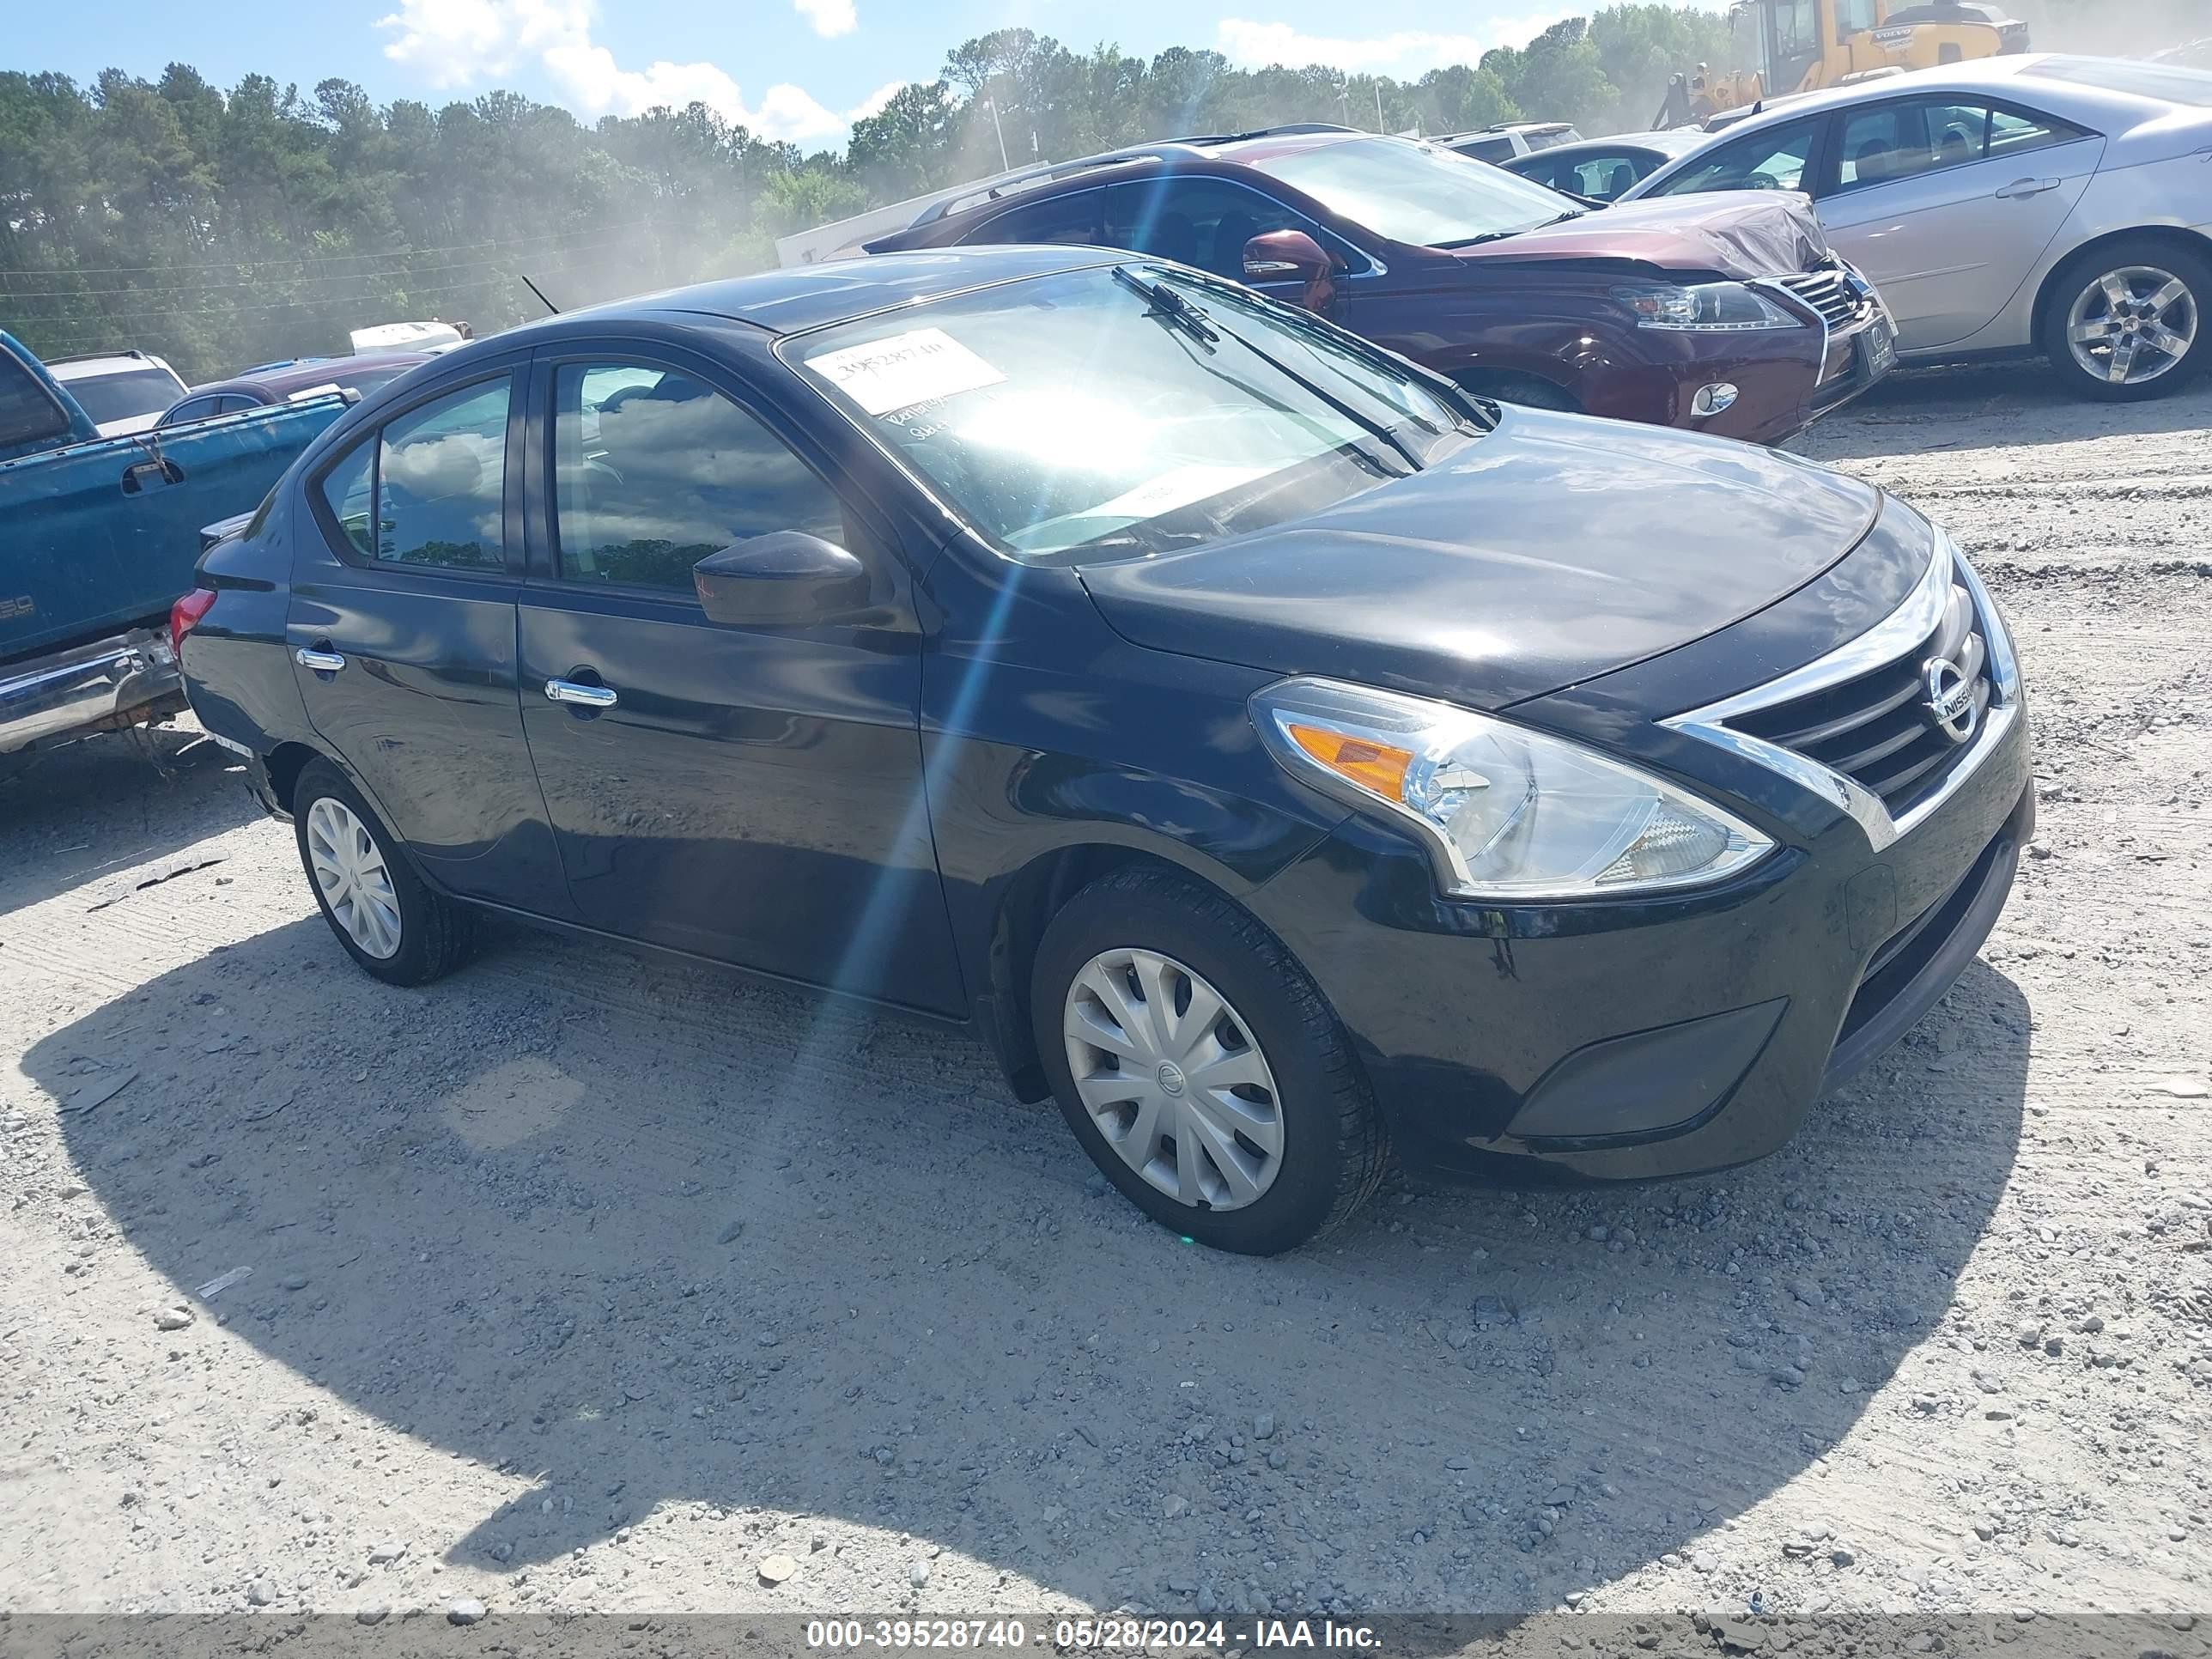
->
1807;360;2212;460
33;915;2030;1614
0;727;258;919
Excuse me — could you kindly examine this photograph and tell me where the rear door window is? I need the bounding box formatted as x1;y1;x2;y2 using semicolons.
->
969;188;1106;247
374;380;510;570
318;440;376;559
314;377;512;572
1834;98;2087;192
161;395;228;427
1564;153;1651;200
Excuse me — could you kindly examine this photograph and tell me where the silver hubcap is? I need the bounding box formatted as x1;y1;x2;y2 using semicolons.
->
1062;948;1284;1212
2067;264;2197;386
305;796;403;960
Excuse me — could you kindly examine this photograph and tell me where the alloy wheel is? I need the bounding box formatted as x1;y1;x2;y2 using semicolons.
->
305;796;404;960
2066;264;2198;387
1062;947;1284;1212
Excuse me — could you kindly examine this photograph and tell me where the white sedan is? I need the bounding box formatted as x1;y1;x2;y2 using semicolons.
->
1622;55;2212;400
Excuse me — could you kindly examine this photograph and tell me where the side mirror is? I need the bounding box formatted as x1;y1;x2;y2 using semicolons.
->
693;531;868;625
1243;229;1342;313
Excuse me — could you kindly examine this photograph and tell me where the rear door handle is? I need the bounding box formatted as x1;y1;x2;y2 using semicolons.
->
544;678;618;708
295;647;346;672
1994;177;2059;199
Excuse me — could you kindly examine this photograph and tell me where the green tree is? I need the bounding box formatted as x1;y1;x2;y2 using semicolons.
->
0;7;1741;381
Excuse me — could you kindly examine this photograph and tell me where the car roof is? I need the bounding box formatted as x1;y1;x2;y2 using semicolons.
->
525;246;1131;340
879;127;1401;240
1670;52;2179;139
1510;131;1710;163
187;353;434;400
49;352;172;379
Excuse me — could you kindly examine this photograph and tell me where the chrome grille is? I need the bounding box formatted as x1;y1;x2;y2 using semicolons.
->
1726;574;1991;817
1778;264;1862;330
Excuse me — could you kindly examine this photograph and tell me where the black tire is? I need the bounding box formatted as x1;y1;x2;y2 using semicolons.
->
291;758;476;987
2039;237;2211;403
1030;866;1388;1255
1453;370;1577;413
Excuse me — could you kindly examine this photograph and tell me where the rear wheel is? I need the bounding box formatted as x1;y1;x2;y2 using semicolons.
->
1031;866;1388;1255
2041;240;2209;401
291;759;475;987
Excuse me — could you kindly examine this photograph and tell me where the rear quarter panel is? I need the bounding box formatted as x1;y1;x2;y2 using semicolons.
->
180;490;313;765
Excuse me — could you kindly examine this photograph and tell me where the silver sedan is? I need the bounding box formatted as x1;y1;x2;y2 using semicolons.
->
1621;55;2212;400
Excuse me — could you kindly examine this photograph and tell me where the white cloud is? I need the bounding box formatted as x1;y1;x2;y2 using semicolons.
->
375;0;848;143
376;0;587;89
1215;15;1576;76
794;0;859;39
847;80;907;122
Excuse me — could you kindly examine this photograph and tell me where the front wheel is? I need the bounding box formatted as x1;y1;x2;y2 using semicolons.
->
2041;240;2209;401
1031;866;1388;1255
291;759;476;987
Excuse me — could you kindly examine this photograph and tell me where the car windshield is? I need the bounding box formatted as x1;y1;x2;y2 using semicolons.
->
787;264;1475;562
1247;136;1579;248
62;366;185;426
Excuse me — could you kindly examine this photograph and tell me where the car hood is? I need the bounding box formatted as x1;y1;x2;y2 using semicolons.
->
1075;406;1881;710
1452;191;1829;281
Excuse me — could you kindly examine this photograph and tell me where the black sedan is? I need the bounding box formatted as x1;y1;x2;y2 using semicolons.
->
175;246;2031;1255
1499;130;1714;201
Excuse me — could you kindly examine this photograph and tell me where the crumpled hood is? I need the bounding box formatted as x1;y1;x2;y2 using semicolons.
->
1076;405;1881;710
1453;191;1830;282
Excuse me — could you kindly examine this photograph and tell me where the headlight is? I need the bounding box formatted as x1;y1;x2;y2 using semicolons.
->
1253;678;1774;901
1614;281;1802;332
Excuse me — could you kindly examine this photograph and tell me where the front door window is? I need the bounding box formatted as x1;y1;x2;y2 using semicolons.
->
553;363;846;594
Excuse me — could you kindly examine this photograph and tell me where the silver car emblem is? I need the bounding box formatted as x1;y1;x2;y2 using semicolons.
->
1921;656;1978;745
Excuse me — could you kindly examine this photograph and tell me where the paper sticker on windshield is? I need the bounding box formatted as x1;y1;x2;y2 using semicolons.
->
805;328;1006;416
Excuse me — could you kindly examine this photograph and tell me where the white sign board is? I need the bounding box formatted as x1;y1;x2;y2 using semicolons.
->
805;328;1006;416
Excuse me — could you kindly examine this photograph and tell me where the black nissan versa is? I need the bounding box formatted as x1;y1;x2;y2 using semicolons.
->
176;247;2032;1255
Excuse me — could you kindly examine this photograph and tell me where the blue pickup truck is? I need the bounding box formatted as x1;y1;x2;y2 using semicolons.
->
2;330;362;761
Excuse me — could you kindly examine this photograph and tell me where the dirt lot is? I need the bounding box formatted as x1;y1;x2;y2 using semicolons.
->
3;363;2209;1638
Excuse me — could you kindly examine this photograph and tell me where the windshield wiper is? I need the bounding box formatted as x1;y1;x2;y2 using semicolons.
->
1114;266;1219;348
1437;210;1584;250
1127;270;1429;473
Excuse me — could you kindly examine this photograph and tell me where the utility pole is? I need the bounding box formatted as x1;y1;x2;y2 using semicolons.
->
985;96;1011;171
1375;82;1386;131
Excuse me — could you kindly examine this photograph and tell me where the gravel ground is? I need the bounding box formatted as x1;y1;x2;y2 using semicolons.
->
2;362;2209;1639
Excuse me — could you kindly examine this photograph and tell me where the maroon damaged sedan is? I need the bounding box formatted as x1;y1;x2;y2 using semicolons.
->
868;125;1898;443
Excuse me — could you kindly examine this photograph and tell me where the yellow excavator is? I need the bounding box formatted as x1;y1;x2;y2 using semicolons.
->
1655;0;2030;128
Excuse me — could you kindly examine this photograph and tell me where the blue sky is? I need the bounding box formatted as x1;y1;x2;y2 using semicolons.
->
3;0;1655;147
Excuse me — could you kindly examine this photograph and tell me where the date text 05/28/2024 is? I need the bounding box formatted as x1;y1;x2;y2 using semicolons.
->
805;1619;1384;1650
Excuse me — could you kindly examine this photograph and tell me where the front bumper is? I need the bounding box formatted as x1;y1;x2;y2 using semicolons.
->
1244;573;2030;1182
0;627;181;757
1579;267;1897;447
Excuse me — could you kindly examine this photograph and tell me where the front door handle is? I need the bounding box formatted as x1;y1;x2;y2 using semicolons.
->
544;678;618;708
1994;177;2059;199
295;647;346;672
